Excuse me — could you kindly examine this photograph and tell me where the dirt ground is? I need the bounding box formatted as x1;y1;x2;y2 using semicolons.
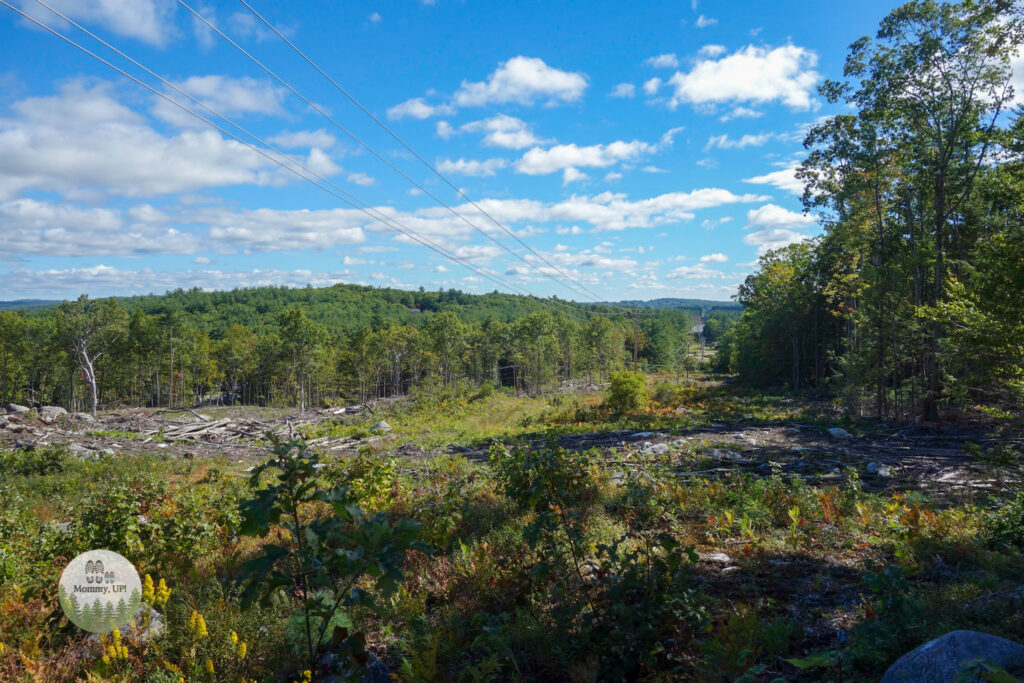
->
2;403;1016;504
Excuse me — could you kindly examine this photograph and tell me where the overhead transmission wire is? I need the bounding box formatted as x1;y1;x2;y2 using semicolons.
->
177;0;613;307
8;0;594;324
238;0;626;311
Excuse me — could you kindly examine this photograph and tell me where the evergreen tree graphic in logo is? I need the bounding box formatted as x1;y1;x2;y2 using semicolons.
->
58;550;142;633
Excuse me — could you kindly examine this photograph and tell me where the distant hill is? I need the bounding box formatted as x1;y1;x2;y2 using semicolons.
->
0;290;740;325
610;298;741;312
0;299;60;312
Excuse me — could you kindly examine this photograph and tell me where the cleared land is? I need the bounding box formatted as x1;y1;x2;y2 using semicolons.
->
2;375;1023;681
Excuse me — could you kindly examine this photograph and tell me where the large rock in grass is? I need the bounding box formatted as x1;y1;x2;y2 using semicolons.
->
318;651;390;683
84;606;165;647
39;405;68;423
881;630;1024;683
6;403;30;414
370;420;392;434
827;427;853;439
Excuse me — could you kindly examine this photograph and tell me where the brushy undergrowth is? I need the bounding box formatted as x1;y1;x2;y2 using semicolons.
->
2;380;1023;681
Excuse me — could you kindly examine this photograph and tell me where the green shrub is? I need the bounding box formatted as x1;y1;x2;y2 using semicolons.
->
0;445;69;476
989;491;1024;548
237;436;426;676
321;453;404;512
67;471;243;570
652;381;691;407
489;439;604;514
605;371;649;415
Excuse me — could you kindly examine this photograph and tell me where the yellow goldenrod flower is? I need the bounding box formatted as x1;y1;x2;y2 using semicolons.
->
156;579;171;608
102;654;111;666
301;671;312;683
142;574;155;606
196;614;208;639
237;641;247;660
230;631;238;645
0;641;5;656
187;610;198;633
205;658;215;674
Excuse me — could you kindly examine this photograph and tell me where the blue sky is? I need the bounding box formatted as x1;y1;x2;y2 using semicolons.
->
0;0;933;302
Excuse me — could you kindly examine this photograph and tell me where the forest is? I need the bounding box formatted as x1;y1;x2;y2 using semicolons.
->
717;0;1024;422
0;284;727;413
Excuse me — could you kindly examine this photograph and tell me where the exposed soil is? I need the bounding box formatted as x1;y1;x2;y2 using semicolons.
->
3;404;1017;503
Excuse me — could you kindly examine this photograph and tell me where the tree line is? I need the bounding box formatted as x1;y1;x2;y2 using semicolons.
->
0;284;709;414
718;0;1024;421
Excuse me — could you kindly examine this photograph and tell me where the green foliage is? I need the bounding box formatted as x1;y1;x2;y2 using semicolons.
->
605;371;650;415
237;435;426;675
0;446;68;476
988;491;1024;550
723;0;1024;421
68;469;242;570
490;439;604;515
651;380;693;407
320;453;404;512
582;532;705;679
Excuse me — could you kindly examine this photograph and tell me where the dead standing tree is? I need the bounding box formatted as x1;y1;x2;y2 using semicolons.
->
57;295;126;417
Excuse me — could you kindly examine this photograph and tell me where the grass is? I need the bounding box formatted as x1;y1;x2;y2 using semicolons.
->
85;429;149;440
1;374;1023;681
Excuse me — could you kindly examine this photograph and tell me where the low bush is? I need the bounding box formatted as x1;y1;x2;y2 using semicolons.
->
604;371;650;415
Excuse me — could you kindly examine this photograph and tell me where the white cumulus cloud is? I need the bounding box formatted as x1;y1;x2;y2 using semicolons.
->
514;128;682;182
646;53;679;69
667;45;819;110
704;132;776;150
700;253;728;262
16;0;176;46
453;56;588;107
610;83;636;98
0;80;285;201
439;115;551;149
744;161;804;195
153;75;286;128
746;203;815;230
436;157;508;177
386;97;455;120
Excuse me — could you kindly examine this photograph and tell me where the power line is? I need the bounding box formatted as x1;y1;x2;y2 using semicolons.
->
7;0;595;324
177;0;606;306
238;0;623;309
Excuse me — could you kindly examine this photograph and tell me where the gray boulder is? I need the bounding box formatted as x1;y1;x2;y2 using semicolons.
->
701;552;732;565
6;403;30;414
319;651;390;683
828;427;853;439
882;630;1024;682
641;442;669;455
85;606;164;646
68;443;114;460
710;448;744;462
370;420;392;433
39;406;68;423
866;462;893;477
72;412;96;422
